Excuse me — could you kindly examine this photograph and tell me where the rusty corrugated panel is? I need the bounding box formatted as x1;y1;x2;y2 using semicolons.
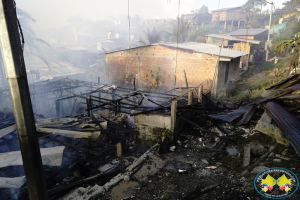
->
266;74;300;90
237;105;257;125
264;101;300;157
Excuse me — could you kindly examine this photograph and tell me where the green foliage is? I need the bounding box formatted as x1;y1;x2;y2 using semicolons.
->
139;28;160;45
192;5;209;14
166;16;192;43
242;0;267;12
274;32;300;72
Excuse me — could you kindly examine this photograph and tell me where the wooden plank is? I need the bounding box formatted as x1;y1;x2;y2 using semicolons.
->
36;127;100;139
0;124;16;138
0;146;65;168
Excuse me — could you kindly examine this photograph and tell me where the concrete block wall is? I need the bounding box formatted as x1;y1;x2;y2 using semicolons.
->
106;45;218;91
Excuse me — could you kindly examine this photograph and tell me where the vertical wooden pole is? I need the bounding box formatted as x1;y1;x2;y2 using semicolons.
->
188;90;193;105
171;100;177;139
183;70;188;88
0;1;49;196
198;85;203;103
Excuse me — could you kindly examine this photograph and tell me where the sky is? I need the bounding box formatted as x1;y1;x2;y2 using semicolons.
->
15;0;287;31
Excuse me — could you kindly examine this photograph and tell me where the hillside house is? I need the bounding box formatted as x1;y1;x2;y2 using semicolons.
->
211;7;247;29
206;34;261;66
105;42;248;94
182;13;212;26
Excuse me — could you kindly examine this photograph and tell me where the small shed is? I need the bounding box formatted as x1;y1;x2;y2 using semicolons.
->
211;7;247;29
226;29;268;41
206;34;261;65
105;42;248;94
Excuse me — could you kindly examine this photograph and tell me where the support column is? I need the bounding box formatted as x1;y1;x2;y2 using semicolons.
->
198;85;203;103
171;100;177;134
238;21;241;29
231;20;234;30
188;90;193;105
224;21;227;29
0;0;48;199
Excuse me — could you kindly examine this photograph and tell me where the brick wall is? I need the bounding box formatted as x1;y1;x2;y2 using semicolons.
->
106;45;239;91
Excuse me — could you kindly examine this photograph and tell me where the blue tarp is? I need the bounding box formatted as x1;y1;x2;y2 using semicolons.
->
271;23;287;34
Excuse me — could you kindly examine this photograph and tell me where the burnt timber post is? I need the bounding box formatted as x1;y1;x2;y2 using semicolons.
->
188;90;193;105
171;100;177;137
55;100;60;118
0;0;49;199
198;85;203;103
98;77;101;106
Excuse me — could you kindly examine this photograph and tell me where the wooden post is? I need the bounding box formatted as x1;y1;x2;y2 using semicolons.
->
133;77;136;91
238;21;241;29
171;100;177;135
86;97;90;117
55;100;60;118
224;21;227;29
183;70;188;87
198;85;203;103
231;20;233;30
98;77;101;106
188;90;193;105
0;1;49;197
117;142;122;157
243;145;251;167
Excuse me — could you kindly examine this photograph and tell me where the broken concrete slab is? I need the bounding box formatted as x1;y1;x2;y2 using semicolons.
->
0;146;65;168
255;111;289;146
135;114;173;142
249;140;267;157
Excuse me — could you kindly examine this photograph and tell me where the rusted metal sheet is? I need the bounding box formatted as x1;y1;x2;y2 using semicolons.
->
237;105;257;125
277;94;300;100
265;74;300;90
264;101;300;157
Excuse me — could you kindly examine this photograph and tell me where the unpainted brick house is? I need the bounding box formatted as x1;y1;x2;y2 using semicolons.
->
105;42;248;93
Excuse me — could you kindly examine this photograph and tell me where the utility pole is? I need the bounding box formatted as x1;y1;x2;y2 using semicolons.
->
266;1;273;61
0;1;48;199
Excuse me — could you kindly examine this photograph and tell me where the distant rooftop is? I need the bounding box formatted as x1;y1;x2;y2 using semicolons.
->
227;29;268;36
211;7;241;12
206;34;261;44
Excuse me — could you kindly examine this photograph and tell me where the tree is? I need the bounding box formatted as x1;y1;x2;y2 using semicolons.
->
17;8;50;69
166;17;191;43
274;33;300;73
273;0;300;24
197;5;209;13
139;28;160;45
243;0;267;14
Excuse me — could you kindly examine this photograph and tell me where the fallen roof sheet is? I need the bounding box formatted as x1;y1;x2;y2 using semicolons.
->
206;34;261;44
264;101;300;157
161;42;248;58
237;105;257;125
266;74;300;90
0;146;65;168
27;62;85;81
227;29;268;36
211;7;241;12
210;104;252;122
0;176;25;189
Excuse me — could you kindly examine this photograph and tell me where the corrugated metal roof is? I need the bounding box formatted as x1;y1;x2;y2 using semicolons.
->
28;62;85;81
264;101;300;157
266;74;300;90
211;7;241;12
106;42;248;58
161;42;248;58
227;29;268;36
206;34;261;44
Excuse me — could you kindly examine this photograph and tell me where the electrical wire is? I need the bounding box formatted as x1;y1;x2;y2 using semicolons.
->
174;0;180;89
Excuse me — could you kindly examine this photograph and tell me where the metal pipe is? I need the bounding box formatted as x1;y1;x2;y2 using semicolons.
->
266;1;273;61
0;1;48;199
